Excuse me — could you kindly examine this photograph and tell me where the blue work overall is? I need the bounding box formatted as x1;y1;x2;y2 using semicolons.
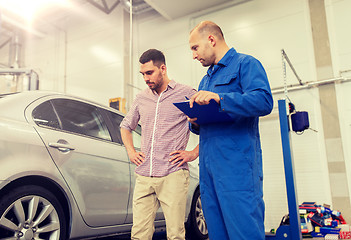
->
191;48;273;240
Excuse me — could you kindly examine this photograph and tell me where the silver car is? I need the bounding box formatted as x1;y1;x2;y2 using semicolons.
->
0;91;207;240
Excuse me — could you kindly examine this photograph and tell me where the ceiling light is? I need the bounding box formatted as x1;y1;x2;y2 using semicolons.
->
0;0;69;23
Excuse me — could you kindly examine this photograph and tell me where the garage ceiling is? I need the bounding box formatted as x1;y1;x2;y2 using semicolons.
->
144;0;250;20
0;0;252;33
0;0;251;66
1;0;251;33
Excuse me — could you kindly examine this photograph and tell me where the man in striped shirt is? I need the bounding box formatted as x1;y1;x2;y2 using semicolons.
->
120;49;199;240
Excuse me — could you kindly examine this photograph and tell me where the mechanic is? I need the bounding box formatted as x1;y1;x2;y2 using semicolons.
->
120;49;199;240
187;21;273;240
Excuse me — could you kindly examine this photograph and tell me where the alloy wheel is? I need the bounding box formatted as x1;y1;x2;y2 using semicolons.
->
0;195;61;240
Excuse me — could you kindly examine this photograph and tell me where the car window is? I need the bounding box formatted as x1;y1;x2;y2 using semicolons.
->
108;112;124;144
51;99;112;141
108;112;141;149
32;101;61;129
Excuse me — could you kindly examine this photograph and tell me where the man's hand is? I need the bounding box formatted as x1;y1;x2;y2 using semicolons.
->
169;149;198;167
187;116;199;127
189;90;220;108
128;151;145;166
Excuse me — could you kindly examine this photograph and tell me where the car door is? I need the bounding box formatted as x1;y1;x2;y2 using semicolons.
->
27;97;130;227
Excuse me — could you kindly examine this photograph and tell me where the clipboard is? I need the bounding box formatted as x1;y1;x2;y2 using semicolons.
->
173;99;233;124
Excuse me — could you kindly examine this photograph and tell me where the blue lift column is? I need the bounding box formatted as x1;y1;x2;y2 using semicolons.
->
266;99;302;240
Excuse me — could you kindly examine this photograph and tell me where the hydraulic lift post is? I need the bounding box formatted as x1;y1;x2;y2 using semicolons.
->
265;99;302;240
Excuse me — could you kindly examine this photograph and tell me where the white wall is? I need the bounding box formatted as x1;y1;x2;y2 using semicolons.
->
326;0;351;78
336;81;351;214
327;0;351;221
134;0;316;90
24;3;125;106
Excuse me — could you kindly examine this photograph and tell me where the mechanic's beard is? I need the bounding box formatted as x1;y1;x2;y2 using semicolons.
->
201;45;215;67
201;60;211;67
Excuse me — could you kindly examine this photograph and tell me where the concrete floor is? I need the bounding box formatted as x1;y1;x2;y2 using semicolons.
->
95;232;198;240
90;231;208;240
92;232;325;240
96;235;324;240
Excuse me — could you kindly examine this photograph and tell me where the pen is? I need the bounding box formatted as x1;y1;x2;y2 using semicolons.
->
185;96;189;100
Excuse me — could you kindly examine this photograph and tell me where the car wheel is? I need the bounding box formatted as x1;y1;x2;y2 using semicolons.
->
0;185;67;240
186;188;208;240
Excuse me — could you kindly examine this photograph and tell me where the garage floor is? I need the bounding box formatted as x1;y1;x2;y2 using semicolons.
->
89;232;198;240
86;232;326;240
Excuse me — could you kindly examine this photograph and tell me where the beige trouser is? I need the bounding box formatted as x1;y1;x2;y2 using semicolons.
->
131;169;190;240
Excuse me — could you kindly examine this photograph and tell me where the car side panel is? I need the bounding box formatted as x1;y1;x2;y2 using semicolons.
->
25;97;131;227
0;117;65;184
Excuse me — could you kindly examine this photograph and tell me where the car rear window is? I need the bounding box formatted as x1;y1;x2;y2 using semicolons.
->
32;101;61;129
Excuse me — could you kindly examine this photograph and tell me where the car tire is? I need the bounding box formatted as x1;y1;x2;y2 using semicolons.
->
0;185;67;240
186;188;208;240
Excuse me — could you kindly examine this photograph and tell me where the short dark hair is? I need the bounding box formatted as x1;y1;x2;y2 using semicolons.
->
139;49;166;68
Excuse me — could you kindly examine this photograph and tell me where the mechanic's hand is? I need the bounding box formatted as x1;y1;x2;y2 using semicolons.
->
187;116;199;127
128;151;145;166
189;90;220;108
169;150;198;167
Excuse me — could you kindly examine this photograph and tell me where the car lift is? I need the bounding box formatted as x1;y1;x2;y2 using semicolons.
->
265;99;303;240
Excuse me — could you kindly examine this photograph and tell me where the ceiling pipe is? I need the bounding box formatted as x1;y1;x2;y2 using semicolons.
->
0;68;32;75
9;31;22;68
272;77;351;95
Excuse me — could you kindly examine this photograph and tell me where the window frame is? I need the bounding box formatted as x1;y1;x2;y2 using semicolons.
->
32;98;114;143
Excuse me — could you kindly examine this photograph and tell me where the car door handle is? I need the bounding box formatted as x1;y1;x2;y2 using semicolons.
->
49;142;75;152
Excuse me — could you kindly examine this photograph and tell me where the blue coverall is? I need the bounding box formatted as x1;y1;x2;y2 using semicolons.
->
191;48;273;240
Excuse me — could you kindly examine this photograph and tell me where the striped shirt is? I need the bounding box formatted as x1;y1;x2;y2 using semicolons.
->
120;80;196;177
